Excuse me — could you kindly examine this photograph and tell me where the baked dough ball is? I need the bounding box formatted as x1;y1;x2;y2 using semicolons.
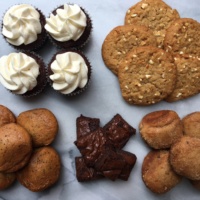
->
182;112;200;139
139;110;183;149
0;123;32;173
0;105;16;127
0;172;16;190
17;108;58;147
17;146;61;192
170;136;200;180
142;150;182;194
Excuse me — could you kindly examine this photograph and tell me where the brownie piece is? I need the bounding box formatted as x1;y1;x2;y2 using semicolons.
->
117;150;137;181
103;114;136;149
75;157;103;182
74;128;111;167
76;115;100;139
94;149;125;181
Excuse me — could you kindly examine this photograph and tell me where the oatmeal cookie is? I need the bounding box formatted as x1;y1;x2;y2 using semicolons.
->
124;0;180;47
102;24;157;75
118;46;177;105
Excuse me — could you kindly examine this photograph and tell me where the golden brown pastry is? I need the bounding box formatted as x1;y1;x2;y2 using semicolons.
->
17;146;61;192
190;180;200;190
142;150;182;194
170;136;200;180
0;172;16;190
0;105;16;127
182;112;200;139
17;108;58;147
139;110;183;149
0;123;32;173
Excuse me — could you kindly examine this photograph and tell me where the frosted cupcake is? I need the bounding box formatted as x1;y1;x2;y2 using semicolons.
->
0;52;47;97
2;4;47;51
45;4;92;49
48;50;91;96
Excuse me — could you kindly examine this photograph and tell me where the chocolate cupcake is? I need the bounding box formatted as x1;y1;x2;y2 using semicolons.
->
0;52;47;97
48;50;91;96
1;4;47;51
45;4;92;49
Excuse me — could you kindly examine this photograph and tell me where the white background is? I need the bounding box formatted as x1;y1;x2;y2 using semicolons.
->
0;0;200;200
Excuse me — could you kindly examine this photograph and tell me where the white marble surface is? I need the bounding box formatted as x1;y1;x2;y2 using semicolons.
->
0;0;200;200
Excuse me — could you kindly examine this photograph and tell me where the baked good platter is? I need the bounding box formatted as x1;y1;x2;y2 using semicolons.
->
0;0;200;199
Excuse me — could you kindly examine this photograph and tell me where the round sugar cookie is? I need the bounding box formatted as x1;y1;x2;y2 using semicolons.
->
118;46;177;105
124;0;180;47
182;112;200;139
170;136;200;180
139;110;183;149
102;24;157;75
142;150;182;194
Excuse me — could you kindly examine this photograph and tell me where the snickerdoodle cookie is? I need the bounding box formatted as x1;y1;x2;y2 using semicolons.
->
182;112;200;139
170;136;200;180
142;150;182;194
139;110;183;149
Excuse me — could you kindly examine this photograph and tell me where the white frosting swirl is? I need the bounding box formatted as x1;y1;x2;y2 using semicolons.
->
45;4;87;42
2;4;42;46
0;53;40;94
50;52;88;94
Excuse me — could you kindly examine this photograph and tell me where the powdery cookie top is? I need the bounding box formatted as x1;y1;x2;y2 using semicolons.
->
118;46;177;105
102;24;157;75
165;54;200;102
164;18;200;57
139;110;183;149
170;136;200;180
182;112;200;139
142;150;182;194
0;105;16;127
124;0;180;47
17;108;58;147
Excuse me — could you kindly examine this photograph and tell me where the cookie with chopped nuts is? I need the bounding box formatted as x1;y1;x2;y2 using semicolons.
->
139;110;183;149
118;46;177;105
164;18;200;57
142;150;182;194
102;24;157;75
165;54;200;102
124;0;180;47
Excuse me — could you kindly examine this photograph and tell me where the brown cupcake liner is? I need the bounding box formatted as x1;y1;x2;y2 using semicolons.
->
47;49;92;97
1;4;47;51
0;51;47;98
46;4;93;50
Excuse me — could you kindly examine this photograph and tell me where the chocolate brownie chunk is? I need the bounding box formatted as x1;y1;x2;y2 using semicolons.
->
75;157;103;182
76;115;100;139
117;150;137;181
103;114;136;149
74;128;112;167
94;149;125;181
